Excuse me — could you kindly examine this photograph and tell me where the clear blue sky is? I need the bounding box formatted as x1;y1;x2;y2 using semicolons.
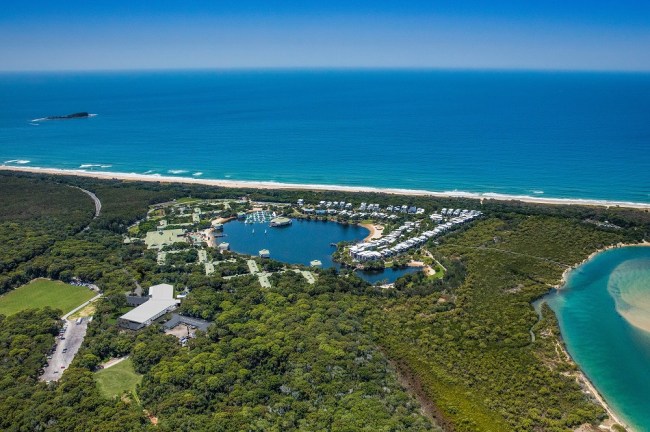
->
2;1;649;71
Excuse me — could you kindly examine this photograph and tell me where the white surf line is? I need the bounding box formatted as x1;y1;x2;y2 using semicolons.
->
3;165;650;210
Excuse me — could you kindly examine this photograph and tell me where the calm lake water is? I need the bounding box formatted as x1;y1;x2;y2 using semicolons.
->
542;246;650;431
222;218;419;283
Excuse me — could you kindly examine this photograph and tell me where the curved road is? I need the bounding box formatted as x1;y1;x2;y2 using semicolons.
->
75;187;101;218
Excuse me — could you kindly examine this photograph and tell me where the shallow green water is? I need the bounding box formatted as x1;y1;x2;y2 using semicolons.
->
543;246;650;431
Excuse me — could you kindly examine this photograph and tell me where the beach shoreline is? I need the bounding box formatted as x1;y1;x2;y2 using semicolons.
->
548;243;650;432
556;242;650;290
360;223;384;242
2;165;650;209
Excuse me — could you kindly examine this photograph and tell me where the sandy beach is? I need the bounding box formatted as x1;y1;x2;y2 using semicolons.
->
2;166;650;209
360;223;384;241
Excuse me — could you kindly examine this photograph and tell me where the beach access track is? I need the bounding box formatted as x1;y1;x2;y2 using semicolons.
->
72;186;101;219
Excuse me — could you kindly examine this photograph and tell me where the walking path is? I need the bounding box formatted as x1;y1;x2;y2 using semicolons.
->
62;293;102;320
101;356;128;370
455;245;570;268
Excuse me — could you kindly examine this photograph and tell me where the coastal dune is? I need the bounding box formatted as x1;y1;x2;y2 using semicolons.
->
2;166;650;210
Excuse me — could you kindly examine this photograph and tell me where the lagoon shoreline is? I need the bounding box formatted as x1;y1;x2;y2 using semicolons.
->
556;242;650;291
547;244;650;432
2;165;650;210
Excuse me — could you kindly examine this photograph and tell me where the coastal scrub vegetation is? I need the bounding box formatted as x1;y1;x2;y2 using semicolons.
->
0;171;646;431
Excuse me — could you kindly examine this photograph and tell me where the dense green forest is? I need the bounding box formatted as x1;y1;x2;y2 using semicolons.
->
0;176;94;293
0;171;647;431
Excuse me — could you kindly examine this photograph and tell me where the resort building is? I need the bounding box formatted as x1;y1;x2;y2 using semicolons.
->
118;283;180;330
163;313;212;333
270;217;292;227
349;210;482;262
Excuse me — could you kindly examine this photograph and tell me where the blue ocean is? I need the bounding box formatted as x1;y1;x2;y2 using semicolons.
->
0;70;649;202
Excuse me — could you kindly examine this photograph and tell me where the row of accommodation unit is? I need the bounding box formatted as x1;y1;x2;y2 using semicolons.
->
349;211;482;262
297;198;426;215
297;199;354;210
302;207;415;221
312;208;403;221
441;208;465;216
430;208;479;222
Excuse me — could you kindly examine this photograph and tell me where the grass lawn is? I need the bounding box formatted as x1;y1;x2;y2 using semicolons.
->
95;358;142;398
175;197;200;204
0;278;96;316
428;264;446;280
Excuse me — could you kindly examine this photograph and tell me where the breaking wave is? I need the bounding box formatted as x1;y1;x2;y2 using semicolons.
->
79;163;112;169
3;159;30;164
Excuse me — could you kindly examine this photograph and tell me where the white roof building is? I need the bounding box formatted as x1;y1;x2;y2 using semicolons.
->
119;284;180;330
149;283;174;299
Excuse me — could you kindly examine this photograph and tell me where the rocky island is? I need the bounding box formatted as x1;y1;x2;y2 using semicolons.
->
45;112;90;120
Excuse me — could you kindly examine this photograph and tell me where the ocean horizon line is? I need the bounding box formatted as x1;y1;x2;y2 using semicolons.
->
3;165;649;210
2;66;650;75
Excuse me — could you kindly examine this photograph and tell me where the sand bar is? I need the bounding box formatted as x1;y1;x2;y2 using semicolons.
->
2;166;650;209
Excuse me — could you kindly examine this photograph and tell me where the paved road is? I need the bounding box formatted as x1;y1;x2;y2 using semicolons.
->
40;318;89;382
257;272;271;288
74;187;101;218
247;260;259;274
291;269;316;284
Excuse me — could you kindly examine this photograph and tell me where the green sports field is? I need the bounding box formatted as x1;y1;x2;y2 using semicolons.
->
95;358;142;398
0;278;96;316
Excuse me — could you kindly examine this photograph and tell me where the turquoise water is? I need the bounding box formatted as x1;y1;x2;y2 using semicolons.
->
1;70;649;203
543;247;650;431
222;219;418;283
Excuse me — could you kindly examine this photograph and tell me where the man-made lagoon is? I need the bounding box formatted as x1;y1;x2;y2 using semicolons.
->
540;246;650;431
222;219;419;284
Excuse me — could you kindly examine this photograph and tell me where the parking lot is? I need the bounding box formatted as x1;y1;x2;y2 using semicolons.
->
40;318;89;382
